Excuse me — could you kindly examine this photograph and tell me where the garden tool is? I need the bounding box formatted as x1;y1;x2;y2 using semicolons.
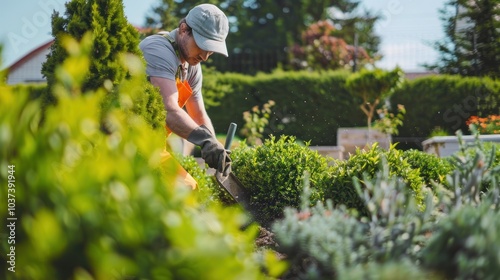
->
215;123;252;211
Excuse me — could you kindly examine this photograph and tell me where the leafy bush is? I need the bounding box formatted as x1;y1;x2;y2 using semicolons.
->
125;78;166;130
230;136;331;226
403;149;454;190
175;154;225;204
0;36;284;280
325;144;425;216
273;135;500;279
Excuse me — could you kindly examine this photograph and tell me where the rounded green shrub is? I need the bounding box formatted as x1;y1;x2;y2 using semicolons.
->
325;144;425;216
230;136;330;226
402;149;454;190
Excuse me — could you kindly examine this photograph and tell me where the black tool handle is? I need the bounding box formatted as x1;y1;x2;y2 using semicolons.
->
225;123;237;150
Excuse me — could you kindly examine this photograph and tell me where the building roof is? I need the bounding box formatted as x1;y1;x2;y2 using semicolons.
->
7;40;54;73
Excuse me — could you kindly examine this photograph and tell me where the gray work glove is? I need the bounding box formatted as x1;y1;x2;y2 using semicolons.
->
187;125;232;176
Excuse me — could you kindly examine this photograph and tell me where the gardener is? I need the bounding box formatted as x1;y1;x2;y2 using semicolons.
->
139;3;231;189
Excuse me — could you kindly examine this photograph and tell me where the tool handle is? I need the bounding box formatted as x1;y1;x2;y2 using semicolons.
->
225;123;237;150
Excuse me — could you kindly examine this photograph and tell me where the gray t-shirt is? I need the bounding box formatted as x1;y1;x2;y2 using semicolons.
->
139;29;203;101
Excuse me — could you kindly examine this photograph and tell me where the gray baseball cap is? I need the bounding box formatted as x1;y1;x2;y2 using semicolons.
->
186;4;229;57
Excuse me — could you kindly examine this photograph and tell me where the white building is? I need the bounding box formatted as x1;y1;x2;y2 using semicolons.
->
6;40;53;85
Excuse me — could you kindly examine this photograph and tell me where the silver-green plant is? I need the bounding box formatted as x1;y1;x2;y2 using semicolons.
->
436;130;500;212
273;161;435;279
353;160;435;263
420;131;500;279
272;130;500;279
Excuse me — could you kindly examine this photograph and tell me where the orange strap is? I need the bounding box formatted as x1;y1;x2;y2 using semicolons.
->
165;78;193;135
161;78;198;190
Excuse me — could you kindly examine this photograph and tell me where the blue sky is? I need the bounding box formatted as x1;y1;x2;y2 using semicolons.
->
1;0;446;72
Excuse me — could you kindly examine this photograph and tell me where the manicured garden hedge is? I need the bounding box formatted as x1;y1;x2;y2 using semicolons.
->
203;70;366;146
391;75;500;149
203;71;500;148
11;71;500;149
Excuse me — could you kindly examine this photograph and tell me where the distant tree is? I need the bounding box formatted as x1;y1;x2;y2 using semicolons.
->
345;67;405;132
42;0;141;92
144;0;220;33
143;0;380;73
290;20;372;71
328;1;381;62
425;0;500;77
143;0;179;34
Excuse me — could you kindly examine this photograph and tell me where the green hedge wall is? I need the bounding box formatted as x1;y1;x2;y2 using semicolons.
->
204;70;366;146
391;75;500;149
12;72;500;149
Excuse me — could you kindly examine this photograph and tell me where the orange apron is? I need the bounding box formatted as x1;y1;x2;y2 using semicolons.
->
160;78;198;190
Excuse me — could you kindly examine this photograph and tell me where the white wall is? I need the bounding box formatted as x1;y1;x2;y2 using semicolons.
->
7;47;50;84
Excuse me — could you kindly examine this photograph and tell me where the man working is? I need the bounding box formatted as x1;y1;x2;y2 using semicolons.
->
139;4;231;188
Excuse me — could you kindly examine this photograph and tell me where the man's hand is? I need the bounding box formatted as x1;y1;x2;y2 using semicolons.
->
187;125;232;175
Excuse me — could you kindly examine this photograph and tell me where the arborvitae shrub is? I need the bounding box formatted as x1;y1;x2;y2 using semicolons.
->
230;136;331;226
42;0;141;92
325;144;425;216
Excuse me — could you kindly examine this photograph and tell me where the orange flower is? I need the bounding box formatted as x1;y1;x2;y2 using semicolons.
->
466;115;500;134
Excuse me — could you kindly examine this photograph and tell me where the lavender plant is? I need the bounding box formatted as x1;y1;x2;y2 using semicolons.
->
420;131;500;279
273;159;435;279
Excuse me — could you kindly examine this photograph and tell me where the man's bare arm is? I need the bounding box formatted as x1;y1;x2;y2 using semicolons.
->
185;92;216;135
150;76;199;139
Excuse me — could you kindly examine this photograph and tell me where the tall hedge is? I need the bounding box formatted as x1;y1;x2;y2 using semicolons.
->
15;70;500;149
391;75;500;149
205;71;500;148
204;70;366;146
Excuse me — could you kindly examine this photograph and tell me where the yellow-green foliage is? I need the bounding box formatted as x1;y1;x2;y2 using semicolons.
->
231;136;331;226
326;144;425;216
0;36;285;279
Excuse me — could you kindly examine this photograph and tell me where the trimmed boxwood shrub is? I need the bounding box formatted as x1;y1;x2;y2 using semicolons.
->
402;149;454;190
272;130;500;280
325;144;425;216
230;136;331;226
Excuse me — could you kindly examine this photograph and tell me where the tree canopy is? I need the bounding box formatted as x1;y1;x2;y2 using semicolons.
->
42;0;141;92
144;0;380;73
425;0;500;78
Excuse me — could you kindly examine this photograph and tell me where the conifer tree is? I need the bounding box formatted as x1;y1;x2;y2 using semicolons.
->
426;0;500;77
42;0;141;92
